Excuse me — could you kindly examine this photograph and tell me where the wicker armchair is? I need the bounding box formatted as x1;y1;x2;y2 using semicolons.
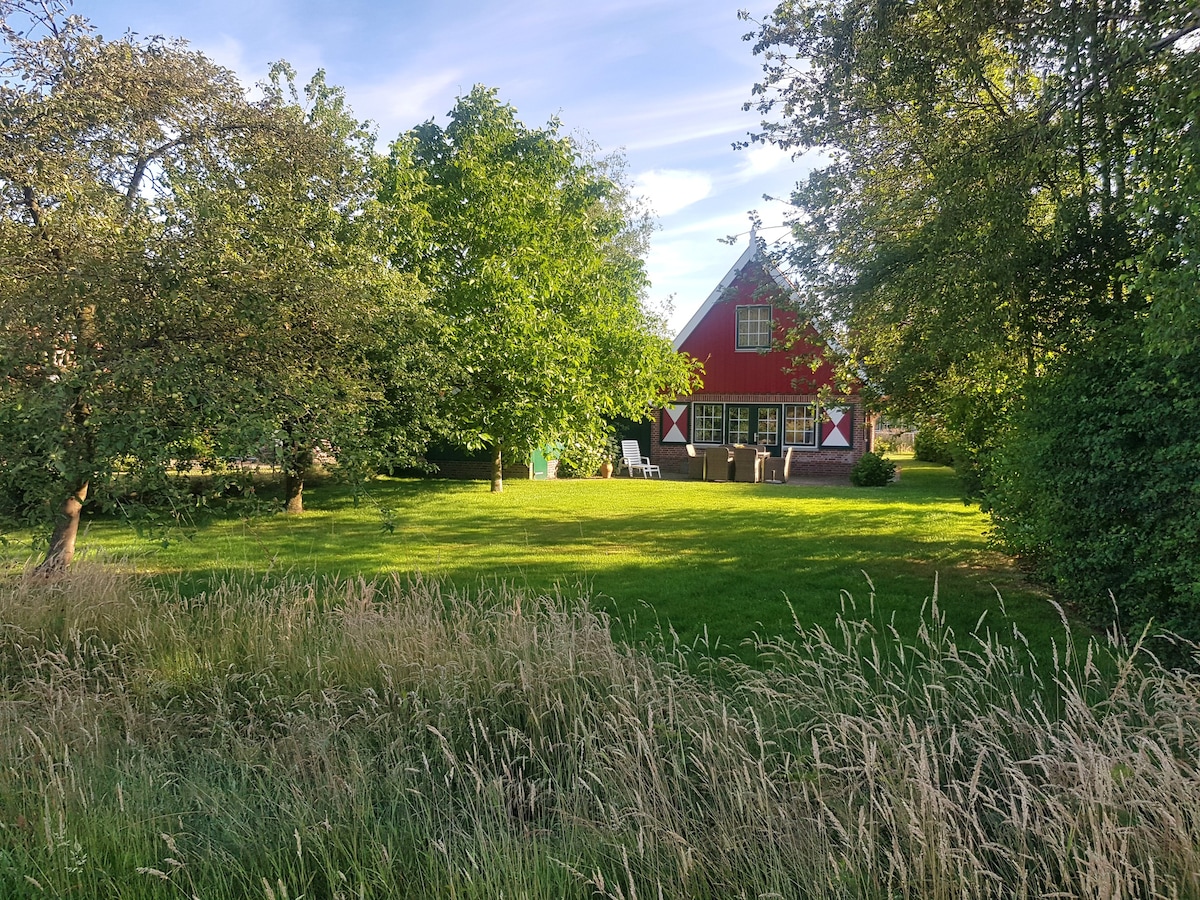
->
732;446;763;483
763;447;795;484
703;446;732;481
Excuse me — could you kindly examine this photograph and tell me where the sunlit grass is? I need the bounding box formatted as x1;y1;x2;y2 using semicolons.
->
1;459;1061;653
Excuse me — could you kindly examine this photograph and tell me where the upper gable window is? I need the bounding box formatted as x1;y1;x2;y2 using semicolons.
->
736;305;772;350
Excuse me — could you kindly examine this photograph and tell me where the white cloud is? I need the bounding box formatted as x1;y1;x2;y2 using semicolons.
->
351;71;467;140
588;88;751;152
635;169;713;217
201;34;250;76
734;141;793;180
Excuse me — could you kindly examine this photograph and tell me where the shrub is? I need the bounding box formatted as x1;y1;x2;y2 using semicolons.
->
554;433;612;478
988;324;1200;643
873;436;897;453
914;427;956;465
850;451;896;486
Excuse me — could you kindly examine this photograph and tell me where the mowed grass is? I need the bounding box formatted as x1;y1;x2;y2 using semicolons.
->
4;458;1060;653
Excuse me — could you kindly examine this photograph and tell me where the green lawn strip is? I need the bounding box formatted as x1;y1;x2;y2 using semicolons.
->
3;459;1061;655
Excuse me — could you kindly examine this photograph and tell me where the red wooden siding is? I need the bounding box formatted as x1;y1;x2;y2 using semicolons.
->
676;261;834;396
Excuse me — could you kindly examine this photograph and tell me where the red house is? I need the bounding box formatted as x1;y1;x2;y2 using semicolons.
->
650;238;871;477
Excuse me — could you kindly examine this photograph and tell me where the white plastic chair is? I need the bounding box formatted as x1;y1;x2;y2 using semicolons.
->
619;440;661;478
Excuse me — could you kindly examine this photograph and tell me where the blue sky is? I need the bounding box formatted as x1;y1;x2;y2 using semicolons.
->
80;0;817;335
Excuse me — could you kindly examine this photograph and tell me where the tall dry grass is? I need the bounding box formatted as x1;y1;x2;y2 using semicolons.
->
0;564;1197;898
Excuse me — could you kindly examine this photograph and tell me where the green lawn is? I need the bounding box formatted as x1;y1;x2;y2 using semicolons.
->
8;463;1170;899
4;458;1059;653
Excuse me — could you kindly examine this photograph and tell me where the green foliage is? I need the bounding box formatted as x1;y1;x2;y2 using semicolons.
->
989;326;1200;642
185;63;450;510
0;2;447;559
1;570;1198;898
913;428;956;466
553;431;615;479
0;0;253;548
849;451;896;487
382;86;699;490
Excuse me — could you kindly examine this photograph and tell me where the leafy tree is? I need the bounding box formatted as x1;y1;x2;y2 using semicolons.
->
742;0;1198;437
0;2;443;568
741;0;1199;633
383;86;697;491
178;65;449;514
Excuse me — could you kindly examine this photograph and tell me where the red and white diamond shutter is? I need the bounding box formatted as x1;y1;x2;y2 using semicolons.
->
819;406;852;448
661;403;689;443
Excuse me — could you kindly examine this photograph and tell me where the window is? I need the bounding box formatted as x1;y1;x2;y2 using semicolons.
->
693;403;724;444
756;407;779;446
785;403;816;446
727;406;751;444
736;305;772;349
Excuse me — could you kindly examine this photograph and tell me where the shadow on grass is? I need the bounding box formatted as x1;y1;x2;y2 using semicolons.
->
31;464;1060;661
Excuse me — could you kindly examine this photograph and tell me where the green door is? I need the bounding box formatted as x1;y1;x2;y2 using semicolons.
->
530;447;550;480
725;405;782;456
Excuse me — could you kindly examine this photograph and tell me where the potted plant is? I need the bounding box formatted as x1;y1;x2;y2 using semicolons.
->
598;435;621;478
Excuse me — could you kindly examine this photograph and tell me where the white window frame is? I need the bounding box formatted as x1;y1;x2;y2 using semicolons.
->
736;305;772;350
692;403;724;444
784;403;818;448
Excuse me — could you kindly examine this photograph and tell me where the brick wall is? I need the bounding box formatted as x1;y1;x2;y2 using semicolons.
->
651;394;868;477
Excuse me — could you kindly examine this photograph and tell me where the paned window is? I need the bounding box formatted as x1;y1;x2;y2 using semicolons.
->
727;406;751;444
736;305;772;349
785;403;817;446
693;403;724;444
756;407;779;445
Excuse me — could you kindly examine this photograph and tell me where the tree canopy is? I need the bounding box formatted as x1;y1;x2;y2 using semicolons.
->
383;86;698;491
742;0;1200;637
745;0;1197;413
0;1;444;566
2;3;700;571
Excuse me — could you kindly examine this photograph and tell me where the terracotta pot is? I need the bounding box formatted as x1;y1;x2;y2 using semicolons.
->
598;460;614;479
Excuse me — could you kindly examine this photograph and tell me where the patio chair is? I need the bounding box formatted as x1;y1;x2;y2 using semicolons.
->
685;444;705;480
619;440;661;478
704;446;732;481
732;445;763;483
763;446;795;484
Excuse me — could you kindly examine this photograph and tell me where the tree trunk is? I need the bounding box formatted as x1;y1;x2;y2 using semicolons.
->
281;427;312;514
491;443;503;493
35;480;89;575
284;467;305;513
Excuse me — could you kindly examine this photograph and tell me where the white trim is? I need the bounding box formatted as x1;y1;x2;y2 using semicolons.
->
672;236;857;368
672;242;757;350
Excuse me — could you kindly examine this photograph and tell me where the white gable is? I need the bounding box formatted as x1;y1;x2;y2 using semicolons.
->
672;236;813;351
671;235;855;368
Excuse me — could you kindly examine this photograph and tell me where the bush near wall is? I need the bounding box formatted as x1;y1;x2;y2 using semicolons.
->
988;326;1200;643
850;452;896;486
913;427;956;466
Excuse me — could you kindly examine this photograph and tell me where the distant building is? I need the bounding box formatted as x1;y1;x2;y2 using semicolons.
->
651;238;870;477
